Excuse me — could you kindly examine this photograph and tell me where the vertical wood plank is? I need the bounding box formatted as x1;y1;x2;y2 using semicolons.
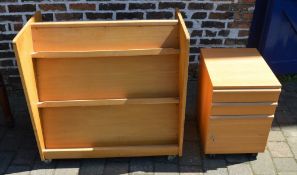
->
12;11;45;160
176;10;190;156
197;57;213;154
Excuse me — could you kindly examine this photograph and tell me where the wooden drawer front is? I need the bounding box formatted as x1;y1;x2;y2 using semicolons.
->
212;89;281;102
211;102;277;115
205;116;273;154
40;104;178;149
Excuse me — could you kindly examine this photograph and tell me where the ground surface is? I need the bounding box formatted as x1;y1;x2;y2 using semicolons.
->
0;80;296;175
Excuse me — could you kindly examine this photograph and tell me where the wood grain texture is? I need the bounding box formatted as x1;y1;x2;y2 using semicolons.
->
35;55;179;101
32;48;180;58
40;104;178;148
32;24;178;51
12;12;45;160
212;89;281;102
16;11;188;159
43;145;178;159
205;115;273;154
197;56;213;153
176;10;190;156
211;102;278;115
33;20;178;28
198;48;281;154
200;48;281;89
38;97;179;108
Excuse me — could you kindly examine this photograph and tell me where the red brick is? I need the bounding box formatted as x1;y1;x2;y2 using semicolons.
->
239;0;256;3
209;12;233;19
228;21;251;28
225;38;248;45
238;30;250;37
234;12;254;21
0;5;6;13
55;13;83;21
8;4;36;12
70;3;96;11
13;23;23;31
39;4;66;11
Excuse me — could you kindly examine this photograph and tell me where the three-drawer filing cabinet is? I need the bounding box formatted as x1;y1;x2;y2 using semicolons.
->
198;48;281;154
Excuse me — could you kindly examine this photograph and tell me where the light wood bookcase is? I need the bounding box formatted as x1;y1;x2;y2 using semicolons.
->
198;48;281;154
13;11;189;161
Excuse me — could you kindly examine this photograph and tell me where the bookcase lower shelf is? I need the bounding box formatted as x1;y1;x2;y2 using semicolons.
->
43;145;178;159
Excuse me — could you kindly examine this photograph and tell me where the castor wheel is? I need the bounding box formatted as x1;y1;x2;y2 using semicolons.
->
167;155;176;161
42;159;52;164
207;154;216;159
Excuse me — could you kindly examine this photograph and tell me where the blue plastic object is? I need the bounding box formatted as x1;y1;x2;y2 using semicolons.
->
258;0;297;74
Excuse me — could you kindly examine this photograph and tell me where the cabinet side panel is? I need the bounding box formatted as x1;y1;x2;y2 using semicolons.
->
12;12;45;160
197;57;213;153
177;11;190;156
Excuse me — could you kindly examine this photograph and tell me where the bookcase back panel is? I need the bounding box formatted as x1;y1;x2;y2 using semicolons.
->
31;25;179;51
41;104;178;149
34;55;179;101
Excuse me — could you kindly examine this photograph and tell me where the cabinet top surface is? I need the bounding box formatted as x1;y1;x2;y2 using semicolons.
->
201;48;281;89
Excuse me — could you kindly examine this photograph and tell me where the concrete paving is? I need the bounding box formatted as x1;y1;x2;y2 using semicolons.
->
0;80;296;175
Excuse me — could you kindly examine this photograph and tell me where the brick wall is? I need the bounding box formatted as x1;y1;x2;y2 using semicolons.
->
0;0;255;93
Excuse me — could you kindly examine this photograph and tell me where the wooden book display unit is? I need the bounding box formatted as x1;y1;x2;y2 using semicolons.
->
13;11;189;161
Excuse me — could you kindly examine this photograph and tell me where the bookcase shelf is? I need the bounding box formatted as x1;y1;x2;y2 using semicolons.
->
31;48;180;59
37;97;179;108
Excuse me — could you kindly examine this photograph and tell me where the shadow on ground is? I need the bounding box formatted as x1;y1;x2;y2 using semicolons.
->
0;80;296;175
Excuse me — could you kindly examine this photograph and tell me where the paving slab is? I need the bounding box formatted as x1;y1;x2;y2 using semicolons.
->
0;151;15;174
79;159;105;175
281;125;297;137
287;137;297;159
250;150;276;175
268;130;286;142
227;163;253;175
103;160;129;175
54;160;80;175
268;142;293;157
202;157;228;175
278;172;297;175
12;149;37;166
225;154;249;163
0;80;296;175
179;141;202;166
30;160;56;175
5;165;31;175
130;157;153;175
179;165;203;175
184;120;199;141
273;158;297;172
154;162;179;175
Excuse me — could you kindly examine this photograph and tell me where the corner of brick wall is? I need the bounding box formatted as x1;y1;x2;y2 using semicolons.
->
0;0;255;94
